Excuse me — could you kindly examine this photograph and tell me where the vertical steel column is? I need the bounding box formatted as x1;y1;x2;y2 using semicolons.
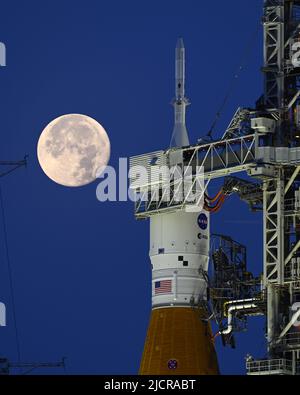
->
263;170;285;351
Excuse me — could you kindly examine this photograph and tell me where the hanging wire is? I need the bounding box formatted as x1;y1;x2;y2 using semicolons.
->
0;184;21;365
207;20;262;139
0;164;26;179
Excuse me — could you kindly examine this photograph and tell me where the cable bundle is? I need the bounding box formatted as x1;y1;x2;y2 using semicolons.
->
204;189;226;214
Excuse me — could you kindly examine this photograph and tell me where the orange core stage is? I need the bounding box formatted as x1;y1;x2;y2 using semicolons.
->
139;307;220;375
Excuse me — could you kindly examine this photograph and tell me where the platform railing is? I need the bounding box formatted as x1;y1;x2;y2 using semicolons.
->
247;358;293;375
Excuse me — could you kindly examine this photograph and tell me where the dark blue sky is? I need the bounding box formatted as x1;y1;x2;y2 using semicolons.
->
0;0;265;374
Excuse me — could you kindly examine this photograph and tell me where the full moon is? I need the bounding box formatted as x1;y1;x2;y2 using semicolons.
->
37;114;110;187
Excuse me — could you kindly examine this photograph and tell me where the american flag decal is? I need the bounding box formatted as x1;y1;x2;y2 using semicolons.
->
155;280;172;295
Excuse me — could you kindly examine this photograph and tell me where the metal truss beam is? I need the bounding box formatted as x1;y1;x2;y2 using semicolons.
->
263;171;285;286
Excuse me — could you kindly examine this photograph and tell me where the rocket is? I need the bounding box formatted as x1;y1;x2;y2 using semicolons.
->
139;39;219;375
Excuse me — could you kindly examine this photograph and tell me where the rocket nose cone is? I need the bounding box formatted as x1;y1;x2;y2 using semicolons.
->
176;38;184;49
